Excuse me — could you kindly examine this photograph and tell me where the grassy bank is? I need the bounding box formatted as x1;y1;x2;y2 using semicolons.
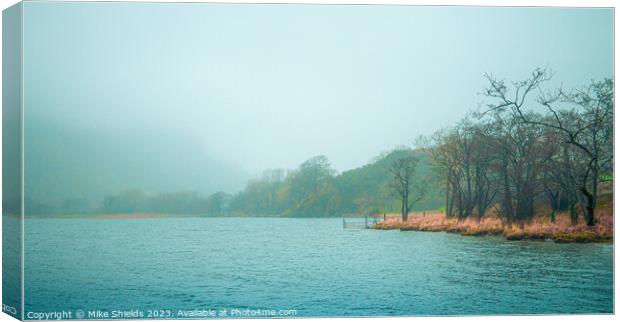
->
373;206;613;243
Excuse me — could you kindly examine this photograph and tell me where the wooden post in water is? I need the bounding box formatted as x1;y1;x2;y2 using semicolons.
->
365;216;368;228
342;217;345;229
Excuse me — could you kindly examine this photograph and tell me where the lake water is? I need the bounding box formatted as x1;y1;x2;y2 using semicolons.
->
24;217;613;318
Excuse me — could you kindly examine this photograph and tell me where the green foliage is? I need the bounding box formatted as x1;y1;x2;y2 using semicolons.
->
228;150;444;217
31;149;445;217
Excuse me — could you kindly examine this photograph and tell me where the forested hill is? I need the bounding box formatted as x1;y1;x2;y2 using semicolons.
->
226;149;444;217
27;148;444;217
332;149;443;215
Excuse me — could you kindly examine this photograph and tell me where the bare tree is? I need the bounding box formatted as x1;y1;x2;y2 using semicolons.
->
483;68;613;225
390;153;425;221
423;118;498;221
418;131;460;218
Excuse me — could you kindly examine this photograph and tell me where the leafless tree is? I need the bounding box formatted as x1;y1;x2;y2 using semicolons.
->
390;154;425;221
483;68;613;225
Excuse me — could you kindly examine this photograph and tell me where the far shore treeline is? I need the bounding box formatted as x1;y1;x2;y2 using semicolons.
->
25;68;613;222
26;149;443;217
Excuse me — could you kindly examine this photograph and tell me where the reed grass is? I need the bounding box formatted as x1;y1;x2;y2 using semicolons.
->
373;205;613;243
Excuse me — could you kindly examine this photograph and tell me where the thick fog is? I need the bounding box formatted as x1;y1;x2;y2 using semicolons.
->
22;2;612;205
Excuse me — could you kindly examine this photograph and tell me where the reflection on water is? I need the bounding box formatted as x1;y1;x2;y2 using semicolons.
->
24;217;613;317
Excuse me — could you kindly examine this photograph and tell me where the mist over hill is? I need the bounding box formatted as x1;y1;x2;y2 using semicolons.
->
24;121;250;214
24;128;444;216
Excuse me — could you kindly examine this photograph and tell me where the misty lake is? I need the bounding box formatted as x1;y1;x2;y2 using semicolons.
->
23;217;612;317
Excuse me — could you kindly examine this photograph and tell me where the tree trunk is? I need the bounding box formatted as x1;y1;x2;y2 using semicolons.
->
401;195;408;222
445;175;450;217
579;185;596;226
590;164;599;224
501;157;514;221
569;204;578;225
447;182;456;218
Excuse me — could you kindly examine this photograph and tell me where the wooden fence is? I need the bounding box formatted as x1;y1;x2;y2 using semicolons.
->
342;214;389;229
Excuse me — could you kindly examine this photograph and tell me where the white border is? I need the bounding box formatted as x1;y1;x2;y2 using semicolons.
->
0;1;617;322
9;0;617;7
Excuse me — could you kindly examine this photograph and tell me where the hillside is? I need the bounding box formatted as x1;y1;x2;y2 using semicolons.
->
334;149;444;215
225;148;445;217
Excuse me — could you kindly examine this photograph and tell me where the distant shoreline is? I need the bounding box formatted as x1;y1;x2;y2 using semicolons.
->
26;213;183;219
23;214;359;219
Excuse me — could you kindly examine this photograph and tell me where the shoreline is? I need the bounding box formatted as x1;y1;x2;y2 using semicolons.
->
26;213;178;219
23;214;355;219
373;211;613;243
21;210;614;244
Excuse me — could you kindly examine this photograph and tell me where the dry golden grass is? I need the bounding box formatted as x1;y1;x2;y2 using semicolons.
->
373;204;613;243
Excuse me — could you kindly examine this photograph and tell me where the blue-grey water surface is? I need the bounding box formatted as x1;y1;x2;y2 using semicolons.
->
24;217;613;318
